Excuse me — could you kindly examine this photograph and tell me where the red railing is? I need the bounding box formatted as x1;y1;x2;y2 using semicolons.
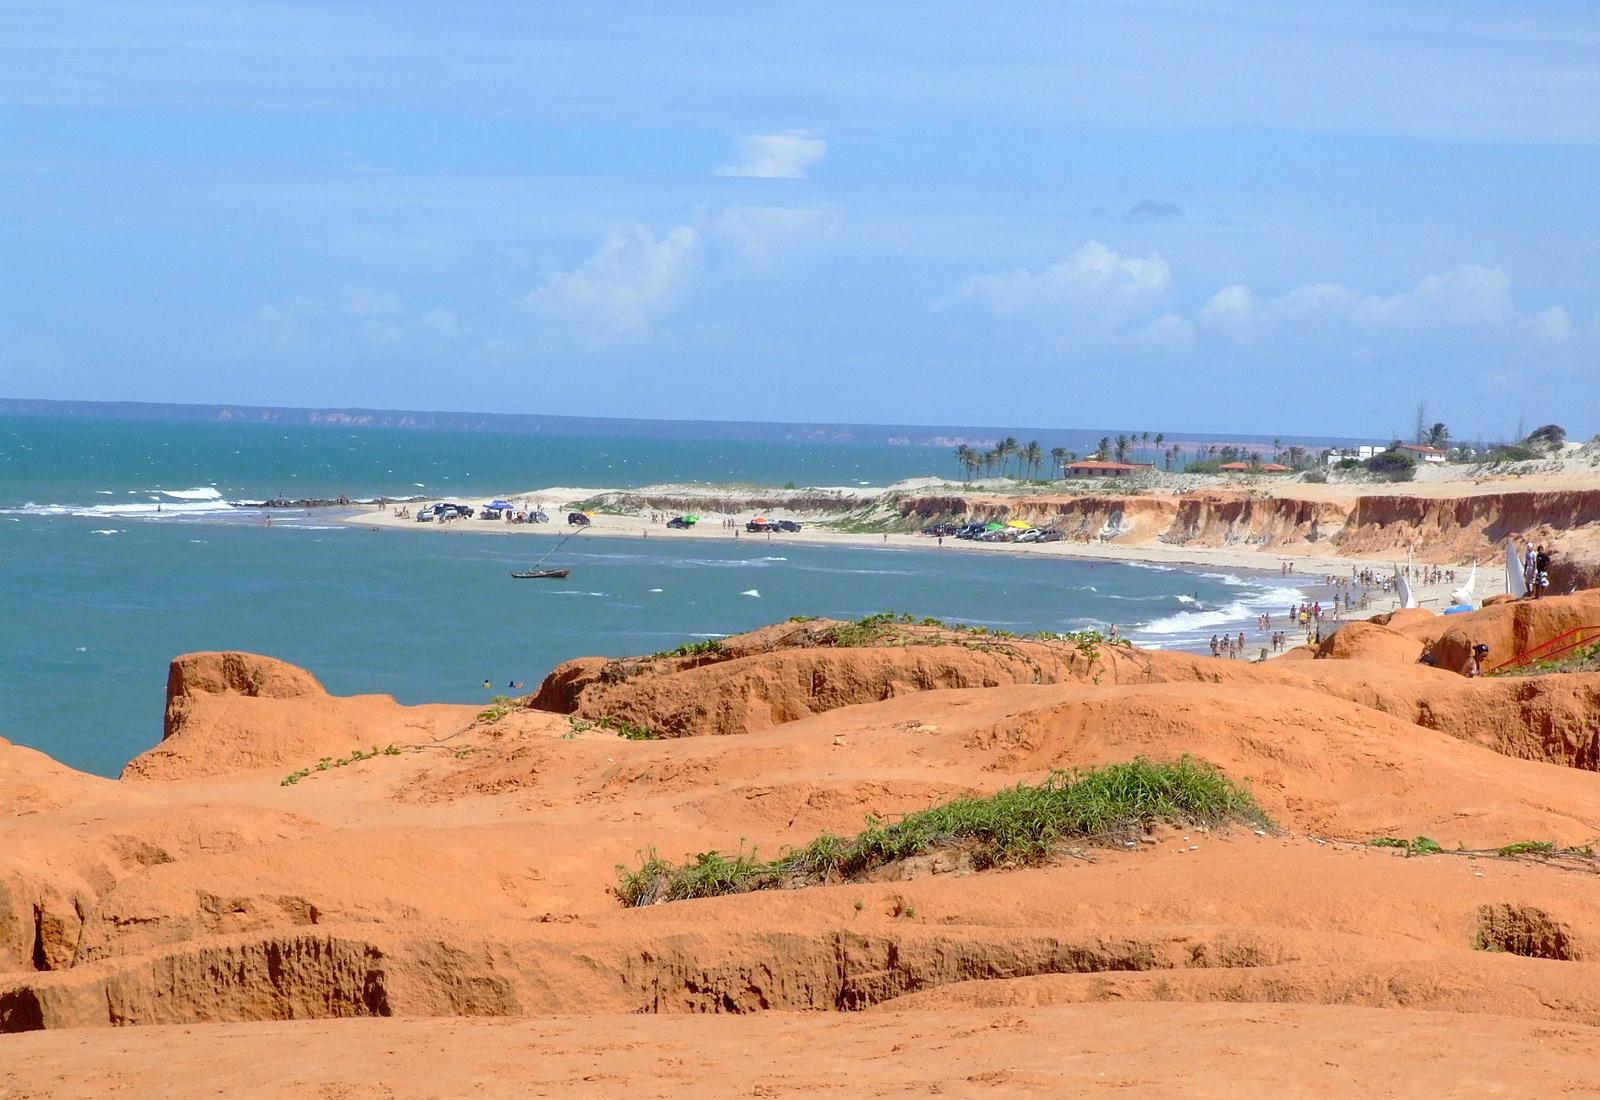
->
1489;624;1600;674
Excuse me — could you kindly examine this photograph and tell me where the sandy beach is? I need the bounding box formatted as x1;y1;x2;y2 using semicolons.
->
341;474;1533;612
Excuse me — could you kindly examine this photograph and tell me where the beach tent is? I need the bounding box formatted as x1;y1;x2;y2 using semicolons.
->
682;515;698;524
489;500;512;509
1005;519;1031;530
984;521;1006;531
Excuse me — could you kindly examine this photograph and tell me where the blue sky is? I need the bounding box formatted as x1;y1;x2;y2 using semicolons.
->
2;1;1597;438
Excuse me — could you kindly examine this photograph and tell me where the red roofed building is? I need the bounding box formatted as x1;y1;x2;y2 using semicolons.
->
1397;443;1447;464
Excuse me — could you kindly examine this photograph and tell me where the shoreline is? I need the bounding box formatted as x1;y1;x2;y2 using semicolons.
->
336;488;1503;624
331;489;1504;597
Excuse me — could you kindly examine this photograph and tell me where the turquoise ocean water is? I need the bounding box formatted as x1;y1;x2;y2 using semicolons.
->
1;416;1303;776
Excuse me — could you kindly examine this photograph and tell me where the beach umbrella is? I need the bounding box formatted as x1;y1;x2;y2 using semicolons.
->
985;521;1005;531
1005;519;1031;529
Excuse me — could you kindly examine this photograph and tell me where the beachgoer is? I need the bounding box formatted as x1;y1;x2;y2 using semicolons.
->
1470;643;1489;677
482;679;491;690
1535;545;1551;598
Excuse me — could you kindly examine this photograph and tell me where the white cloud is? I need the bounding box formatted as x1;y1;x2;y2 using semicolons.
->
223;289;457;359
714;205;833;263
945;243;1593;403
716;131;826;179
1197;284;1254;329
953;241;1169;316
528;225;699;331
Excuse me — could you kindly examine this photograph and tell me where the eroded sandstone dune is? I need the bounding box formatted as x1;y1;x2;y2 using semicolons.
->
5;594;1600;1096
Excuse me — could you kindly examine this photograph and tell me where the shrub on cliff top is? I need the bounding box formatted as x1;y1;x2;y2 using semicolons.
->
1366;449;1417;481
615;757;1270;906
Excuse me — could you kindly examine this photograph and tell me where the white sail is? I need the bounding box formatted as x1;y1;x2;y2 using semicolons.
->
1449;563;1477;607
1395;566;1419;610
1506;539;1528;597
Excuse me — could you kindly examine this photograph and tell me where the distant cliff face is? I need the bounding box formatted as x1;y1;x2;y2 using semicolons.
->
899;488;1600;565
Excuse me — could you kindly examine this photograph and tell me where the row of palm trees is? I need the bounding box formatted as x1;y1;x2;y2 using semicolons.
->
953;432;1169;480
953;432;1327;479
953;438;1050;480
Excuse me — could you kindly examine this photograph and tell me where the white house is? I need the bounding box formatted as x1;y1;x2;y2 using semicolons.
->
1397;443;1447;464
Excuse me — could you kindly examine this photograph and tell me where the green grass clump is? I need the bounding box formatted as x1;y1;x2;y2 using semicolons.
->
281;744;406;786
615;757;1269;906
653;638;727;660
1368;835;1444;856
569;714;663;740
1492;642;1600;677
477;695;520;723
1496;840;1556;857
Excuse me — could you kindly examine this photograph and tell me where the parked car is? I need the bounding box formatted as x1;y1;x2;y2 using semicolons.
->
567;511;591;526
415;506;435;522
775;519;802;532
528;510;550;523
666;516;695;529
746;519;772;532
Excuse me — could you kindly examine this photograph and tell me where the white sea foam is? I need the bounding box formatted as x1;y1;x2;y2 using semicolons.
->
1125;561;1176;572
647;588;664;593
90;529;120;535
154;487;223;500
1;499;238;519
741;588;761;597
1139;583;1303;635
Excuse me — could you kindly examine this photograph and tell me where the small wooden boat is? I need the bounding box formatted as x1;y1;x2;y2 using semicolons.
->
511;568;569;580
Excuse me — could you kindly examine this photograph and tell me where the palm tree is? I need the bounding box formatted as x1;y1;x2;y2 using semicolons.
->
1050;446;1067;479
1023;440;1043;478
954;445;974;481
999;436;1020;477
1114;434;1131;463
1425;422;1450;449
1096;436;1111;461
1154;432;1165;450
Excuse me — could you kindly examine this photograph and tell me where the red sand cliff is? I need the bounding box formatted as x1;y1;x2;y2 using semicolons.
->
900;487;1600;581
4;595;1600;1096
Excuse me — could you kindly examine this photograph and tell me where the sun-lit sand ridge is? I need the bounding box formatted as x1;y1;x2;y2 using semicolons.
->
3;578;1600;1096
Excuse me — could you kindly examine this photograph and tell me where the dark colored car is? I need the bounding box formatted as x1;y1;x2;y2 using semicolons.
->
666;516;694;529
567;511;591;526
746;519;772;532
775;519;802;532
